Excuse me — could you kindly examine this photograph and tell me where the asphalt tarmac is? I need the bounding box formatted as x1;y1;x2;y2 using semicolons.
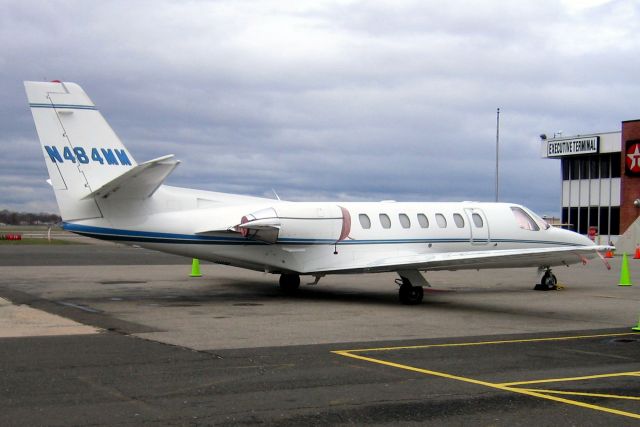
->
0;243;188;266
1;243;639;425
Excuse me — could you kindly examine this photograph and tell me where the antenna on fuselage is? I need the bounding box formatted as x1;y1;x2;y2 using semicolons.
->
271;189;281;201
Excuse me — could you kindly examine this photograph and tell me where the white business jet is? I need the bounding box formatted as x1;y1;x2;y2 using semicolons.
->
24;81;611;304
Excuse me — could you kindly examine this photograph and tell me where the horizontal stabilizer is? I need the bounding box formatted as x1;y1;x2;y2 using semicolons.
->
83;155;179;200
236;218;281;231
196;218;281;235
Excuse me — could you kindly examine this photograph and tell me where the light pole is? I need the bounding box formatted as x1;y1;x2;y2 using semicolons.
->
495;108;500;202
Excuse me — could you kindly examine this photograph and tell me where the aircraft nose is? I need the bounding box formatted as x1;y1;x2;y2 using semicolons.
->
558;227;594;246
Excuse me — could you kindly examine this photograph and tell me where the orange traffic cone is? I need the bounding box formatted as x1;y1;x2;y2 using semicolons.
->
634;245;640;259
605;248;614;258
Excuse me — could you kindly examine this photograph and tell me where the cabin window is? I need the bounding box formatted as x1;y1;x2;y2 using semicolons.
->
511;207;539;231
471;213;484;228
435;213;447;228
417;213;429;228
379;213;391;229
359;214;371;229
453;213;465;228
399;213;411;229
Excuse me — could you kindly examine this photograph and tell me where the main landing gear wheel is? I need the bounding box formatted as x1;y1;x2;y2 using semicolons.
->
279;273;300;293
397;277;424;305
534;269;557;291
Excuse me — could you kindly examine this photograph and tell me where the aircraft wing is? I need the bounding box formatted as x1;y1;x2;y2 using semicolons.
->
322;245;612;274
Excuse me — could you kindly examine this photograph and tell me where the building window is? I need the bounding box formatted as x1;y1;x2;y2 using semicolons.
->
563;204;619;236
611;153;621;178
597;207;608;236
610;207;620;235
569;207;578;232
580;157;589;180
590;206;598;232
417;213;429;228
435;213;447;228
600;154;610;178
561;159;570;180
563;155;619;180
471;213;484;228
570;158;580;180
511;207;539;231
453;213;465;228
578;207;589;234
358;214;371;229
379;213;391;229
399;213;411;229
589;156;599;179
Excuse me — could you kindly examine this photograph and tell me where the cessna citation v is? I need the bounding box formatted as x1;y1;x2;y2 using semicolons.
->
25;81;612;304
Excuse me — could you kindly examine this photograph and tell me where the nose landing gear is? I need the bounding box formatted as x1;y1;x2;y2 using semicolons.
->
534;268;558;291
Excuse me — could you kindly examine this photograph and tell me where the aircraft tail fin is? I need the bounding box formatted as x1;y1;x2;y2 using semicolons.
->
25;81;142;220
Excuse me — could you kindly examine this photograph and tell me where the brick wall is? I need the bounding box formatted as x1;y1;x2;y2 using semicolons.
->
620;120;640;233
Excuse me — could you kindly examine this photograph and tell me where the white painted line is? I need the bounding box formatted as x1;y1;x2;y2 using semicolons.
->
0;297;99;337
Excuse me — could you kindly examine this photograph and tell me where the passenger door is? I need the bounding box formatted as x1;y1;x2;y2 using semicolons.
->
464;208;490;245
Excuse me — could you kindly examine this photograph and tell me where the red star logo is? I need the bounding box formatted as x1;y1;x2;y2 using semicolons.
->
626;143;640;173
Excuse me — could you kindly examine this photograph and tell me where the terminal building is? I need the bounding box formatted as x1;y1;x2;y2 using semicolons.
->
541;119;640;247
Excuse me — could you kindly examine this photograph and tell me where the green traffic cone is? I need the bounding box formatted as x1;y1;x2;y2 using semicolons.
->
619;253;632;287
632;314;640;332
190;258;202;277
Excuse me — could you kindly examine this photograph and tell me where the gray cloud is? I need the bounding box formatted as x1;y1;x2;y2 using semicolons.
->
2;0;638;217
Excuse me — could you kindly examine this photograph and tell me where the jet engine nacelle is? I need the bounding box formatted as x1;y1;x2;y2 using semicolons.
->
237;203;351;244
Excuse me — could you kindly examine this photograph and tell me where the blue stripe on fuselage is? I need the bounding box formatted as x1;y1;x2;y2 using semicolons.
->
62;222;583;247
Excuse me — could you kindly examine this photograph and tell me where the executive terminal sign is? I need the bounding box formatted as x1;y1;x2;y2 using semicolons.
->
547;137;599;157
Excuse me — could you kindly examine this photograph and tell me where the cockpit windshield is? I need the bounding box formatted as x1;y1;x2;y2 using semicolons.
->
511;207;540;231
510;206;551;231
528;210;551;230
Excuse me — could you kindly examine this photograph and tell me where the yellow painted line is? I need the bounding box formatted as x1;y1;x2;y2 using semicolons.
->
332;350;502;388
517;388;640;401
333;350;640;420
337;332;637;353
498;371;640;387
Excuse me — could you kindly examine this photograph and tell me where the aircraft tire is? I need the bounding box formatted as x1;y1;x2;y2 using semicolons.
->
279;274;300;293
535;272;558;291
399;285;424;305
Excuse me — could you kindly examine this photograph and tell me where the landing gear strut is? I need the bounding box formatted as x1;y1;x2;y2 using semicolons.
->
396;276;424;305
279;273;300;293
534;269;557;291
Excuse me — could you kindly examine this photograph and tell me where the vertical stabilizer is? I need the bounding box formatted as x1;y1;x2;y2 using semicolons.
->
24;81;137;221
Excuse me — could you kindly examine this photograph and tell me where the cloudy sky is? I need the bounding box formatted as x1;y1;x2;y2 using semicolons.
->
2;0;638;215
